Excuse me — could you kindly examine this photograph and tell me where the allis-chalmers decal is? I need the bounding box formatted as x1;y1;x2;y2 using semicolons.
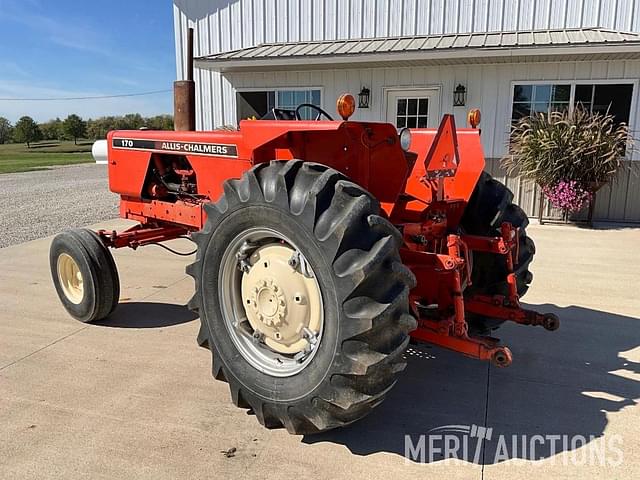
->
112;138;238;157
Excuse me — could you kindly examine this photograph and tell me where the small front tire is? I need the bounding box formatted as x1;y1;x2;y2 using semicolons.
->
50;229;120;323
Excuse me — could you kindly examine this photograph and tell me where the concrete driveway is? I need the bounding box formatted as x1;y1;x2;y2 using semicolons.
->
1;221;638;479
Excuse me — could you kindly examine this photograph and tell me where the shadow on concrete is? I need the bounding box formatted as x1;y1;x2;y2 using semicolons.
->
588;222;640;230
303;303;640;465
532;220;640;230
95;302;198;328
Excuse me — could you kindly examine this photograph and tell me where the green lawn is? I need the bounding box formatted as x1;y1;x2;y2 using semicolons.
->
0;140;94;174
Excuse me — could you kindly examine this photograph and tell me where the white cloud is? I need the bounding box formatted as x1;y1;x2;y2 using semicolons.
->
0;2;174;122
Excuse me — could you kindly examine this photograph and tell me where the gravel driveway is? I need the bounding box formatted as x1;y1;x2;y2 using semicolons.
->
0;163;118;248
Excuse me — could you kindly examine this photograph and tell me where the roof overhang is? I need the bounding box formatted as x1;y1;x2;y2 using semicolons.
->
194;28;640;73
196;45;640;72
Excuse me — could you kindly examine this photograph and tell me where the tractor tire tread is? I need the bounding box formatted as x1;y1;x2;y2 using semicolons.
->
187;160;415;434
461;173;535;332
50;228;119;323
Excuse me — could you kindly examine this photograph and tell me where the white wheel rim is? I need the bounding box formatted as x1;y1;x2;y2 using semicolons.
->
57;253;84;304
218;227;325;377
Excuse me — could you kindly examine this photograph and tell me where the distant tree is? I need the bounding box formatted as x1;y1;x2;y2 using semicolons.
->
62;114;87;144
40;118;63;141
146;114;173;130
86;116;116;140
0;117;12;144
14;116;42;147
117;113;144;130
85;114;174;139
86;119;101;140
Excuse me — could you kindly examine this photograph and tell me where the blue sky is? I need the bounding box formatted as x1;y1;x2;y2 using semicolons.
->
0;0;176;122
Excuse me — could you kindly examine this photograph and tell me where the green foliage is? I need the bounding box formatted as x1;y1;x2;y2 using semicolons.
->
63;114;87;145
6;113;174;146
85;117;112;140
13;116;42;147
0;117;12;144
502;107;631;188
85;114;173;140
118;113;144;130
40;118;63;141
144;114;174;131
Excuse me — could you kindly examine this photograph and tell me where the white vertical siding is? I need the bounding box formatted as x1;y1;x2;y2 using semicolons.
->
223;59;640;222
173;1;640;222
174;0;640;77
225;60;640;157
172;0;640;143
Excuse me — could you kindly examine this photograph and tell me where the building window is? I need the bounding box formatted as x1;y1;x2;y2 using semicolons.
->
276;90;321;111
395;97;429;128
236;89;321;121
574;84;633;125
512;84;570;121
511;83;633;125
236;91;275;121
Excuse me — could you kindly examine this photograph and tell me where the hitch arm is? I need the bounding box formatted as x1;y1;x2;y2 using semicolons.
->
465;295;560;331
97;224;189;249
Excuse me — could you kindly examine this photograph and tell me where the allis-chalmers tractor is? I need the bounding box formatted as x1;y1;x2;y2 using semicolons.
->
50;34;558;435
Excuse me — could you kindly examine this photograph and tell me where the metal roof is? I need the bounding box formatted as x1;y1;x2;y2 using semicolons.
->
195;28;640;72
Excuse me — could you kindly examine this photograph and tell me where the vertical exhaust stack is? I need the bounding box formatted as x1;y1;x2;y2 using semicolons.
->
174;27;196;131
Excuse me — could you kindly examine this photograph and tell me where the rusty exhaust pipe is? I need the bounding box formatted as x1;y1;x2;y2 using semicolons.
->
174;27;196;131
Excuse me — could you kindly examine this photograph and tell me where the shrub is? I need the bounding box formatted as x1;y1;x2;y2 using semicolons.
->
502;107;631;189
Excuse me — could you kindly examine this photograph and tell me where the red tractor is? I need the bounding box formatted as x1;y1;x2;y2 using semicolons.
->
50;37;558;433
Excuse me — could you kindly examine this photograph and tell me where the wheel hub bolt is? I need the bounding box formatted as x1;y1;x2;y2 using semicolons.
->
248;277;287;328
252;331;264;343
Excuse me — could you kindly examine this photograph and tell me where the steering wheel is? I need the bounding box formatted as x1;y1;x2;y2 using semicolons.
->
295;103;334;121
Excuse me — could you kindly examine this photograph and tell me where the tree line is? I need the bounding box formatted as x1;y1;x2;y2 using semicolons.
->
0;114;174;147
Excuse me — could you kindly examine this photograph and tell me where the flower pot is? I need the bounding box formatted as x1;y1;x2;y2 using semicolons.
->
585;181;607;226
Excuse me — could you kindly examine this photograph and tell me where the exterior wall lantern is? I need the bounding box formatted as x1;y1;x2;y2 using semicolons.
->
358;87;370;108
453;84;467;107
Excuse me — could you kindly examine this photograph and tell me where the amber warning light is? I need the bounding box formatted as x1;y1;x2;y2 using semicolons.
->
337;94;356;121
467;109;481;128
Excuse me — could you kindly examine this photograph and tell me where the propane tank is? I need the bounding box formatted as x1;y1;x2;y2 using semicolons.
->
91;139;108;164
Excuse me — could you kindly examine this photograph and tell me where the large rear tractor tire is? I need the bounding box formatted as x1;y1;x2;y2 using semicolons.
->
460;172;535;333
187;160;416;434
50;229;120;323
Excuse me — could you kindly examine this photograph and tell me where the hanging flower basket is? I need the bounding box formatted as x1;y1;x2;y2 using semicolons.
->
542;180;592;213
502;107;633;226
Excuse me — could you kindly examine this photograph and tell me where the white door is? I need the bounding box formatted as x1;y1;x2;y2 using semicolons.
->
386;89;441;128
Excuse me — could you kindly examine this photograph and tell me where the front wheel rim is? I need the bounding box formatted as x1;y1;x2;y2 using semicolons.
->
57;253;84;304
218;227;325;377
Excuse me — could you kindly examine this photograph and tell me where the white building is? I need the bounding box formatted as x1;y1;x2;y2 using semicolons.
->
173;0;640;222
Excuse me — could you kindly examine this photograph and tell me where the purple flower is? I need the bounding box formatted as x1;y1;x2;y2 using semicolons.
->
542;180;592;213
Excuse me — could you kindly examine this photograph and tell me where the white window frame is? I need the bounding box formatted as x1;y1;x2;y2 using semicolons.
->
510;79;638;160
235;86;324;120
382;85;443;127
273;88;323;109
